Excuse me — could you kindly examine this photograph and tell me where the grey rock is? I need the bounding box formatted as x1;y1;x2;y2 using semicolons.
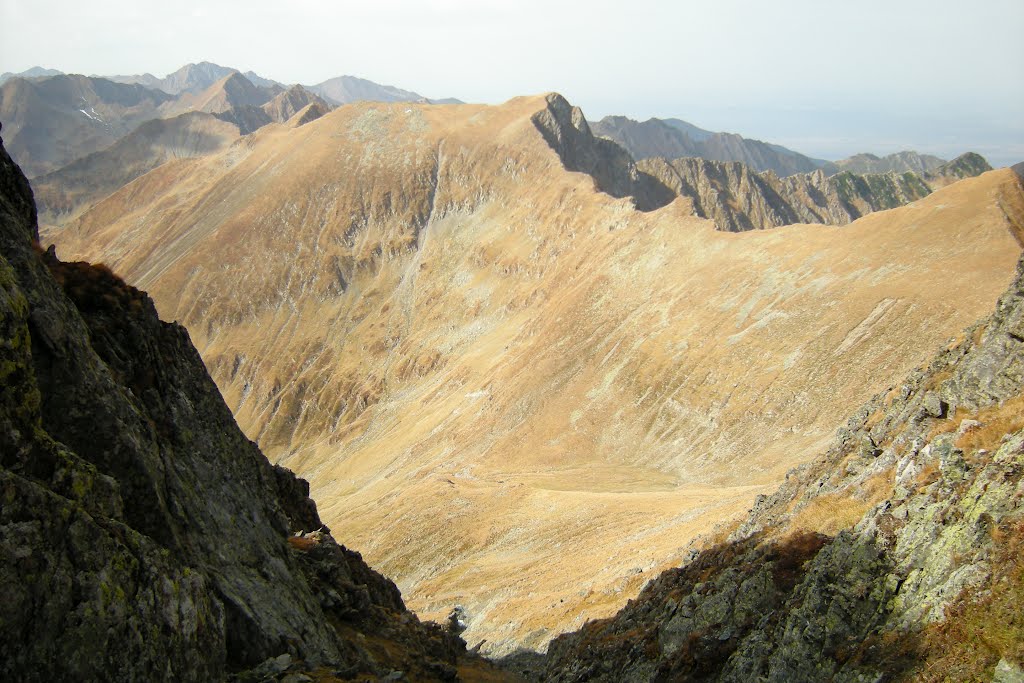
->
994;658;1024;683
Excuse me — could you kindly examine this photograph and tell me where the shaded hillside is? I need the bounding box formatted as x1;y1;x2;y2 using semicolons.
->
0;64;451;182
639;157;945;232
45;92;1024;654
591;116;830;176
262;85;332;124
835;150;946;175
31;87;330;226
0;74;172;176
0;126;487;681
540;244;1024;683
32;111;241;222
926;152;994;183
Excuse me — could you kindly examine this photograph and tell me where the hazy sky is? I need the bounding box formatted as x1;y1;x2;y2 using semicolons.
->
2;0;1022;165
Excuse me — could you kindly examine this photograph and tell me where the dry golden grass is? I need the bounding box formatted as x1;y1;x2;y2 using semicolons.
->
286;535;318;552
927;393;1024;454
955;393;1024;452
42;96;1024;653
789;495;874;536
789;470;893;535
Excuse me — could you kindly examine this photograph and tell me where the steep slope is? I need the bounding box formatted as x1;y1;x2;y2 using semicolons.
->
926;152;994;183
0;74;173;176
591;115;830;176
45;93;1024;654
0;125;475;681
639;157;942;232
835;150;947;175
541;249;1024;683
32;111;241;224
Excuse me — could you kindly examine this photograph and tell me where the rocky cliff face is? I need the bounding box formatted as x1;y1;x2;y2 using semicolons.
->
639;156;969;232
532;95;675;212
538;250;1024;681
0;127;471;681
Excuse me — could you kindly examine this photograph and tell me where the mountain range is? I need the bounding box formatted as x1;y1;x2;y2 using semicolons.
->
590;114;993;181
41;92;1023;655
0;63;458;177
3;57;1024;680
591;115;833;176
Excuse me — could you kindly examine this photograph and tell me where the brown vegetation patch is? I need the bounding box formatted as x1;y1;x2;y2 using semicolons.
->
955;394;1024;452
927;394;1024;454
287;536;319;552
789;470;892;535
37;247;148;316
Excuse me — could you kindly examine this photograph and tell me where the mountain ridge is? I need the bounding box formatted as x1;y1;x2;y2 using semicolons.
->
639;154;991;232
43;93;1024;654
591;115;833;176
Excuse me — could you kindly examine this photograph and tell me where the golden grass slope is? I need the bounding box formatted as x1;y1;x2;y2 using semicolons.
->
44;94;1024;654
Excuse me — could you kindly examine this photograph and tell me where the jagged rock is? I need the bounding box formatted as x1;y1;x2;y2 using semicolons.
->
995;658;1024;683
532;93;674;211
590;115;830;176
638;156;941;231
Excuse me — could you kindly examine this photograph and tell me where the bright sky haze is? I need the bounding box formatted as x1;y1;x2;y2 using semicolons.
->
2;0;1022;165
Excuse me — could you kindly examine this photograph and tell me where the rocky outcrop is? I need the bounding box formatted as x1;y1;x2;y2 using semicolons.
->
927;152;994;181
0;125;469;680
533;95;675;211
213;105;274;135
591;115;831;177
538;249;1024;681
639;156;946;231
